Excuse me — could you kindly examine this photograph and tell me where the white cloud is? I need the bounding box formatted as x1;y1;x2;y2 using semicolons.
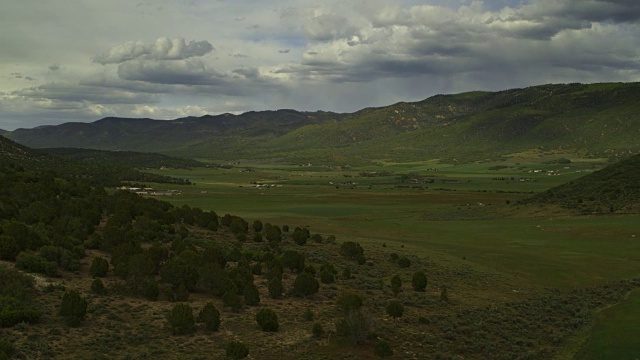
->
94;37;214;64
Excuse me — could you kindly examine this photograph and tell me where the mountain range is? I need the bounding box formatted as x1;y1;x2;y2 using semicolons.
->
5;82;640;163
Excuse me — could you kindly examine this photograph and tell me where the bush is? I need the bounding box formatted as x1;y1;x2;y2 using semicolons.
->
390;275;402;296
374;341;393;358
282;250;305;273
0;297;42;327
256;308;279;332
223;291;242;311
340;241;365;262
166;303;195;335
268;277;283;299
15;251;58;277
0;339;13;359
198;302;220;332
337;291;364;314
386;300;404;320
59;290;87;327
90;256;109;277
303;308;314;321
412;271;427;291
312;322;325;338
292;272;319;297
141;278;159;301
243;282;260;306
320;269;335;284
225;341;249;359
398;257;411;268
311;234;323;243
90;278;107;295
173;282;189;302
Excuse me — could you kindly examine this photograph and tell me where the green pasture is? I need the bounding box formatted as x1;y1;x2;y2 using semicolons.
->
577;289;640;359
149;160;638;290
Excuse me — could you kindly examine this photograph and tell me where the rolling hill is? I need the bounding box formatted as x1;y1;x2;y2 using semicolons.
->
6;82;640;163
523;153;640;213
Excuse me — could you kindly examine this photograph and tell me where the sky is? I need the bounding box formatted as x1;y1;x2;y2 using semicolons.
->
1;0;639;130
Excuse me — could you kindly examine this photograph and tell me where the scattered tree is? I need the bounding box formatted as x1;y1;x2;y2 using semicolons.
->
256;308;279;332
398;256;411;268
198;302;221;332
412;271;427;292
89;256;109;277
243;282;260;306
391;275;402;296
292;272;319;297
226;341;248;359
166;303;196;335
59;290;87;327
386;300;404;320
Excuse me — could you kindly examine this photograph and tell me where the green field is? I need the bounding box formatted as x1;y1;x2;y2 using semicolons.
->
144;159;640;358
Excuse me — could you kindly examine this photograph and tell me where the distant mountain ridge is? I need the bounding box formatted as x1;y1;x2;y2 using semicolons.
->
6;82;640;163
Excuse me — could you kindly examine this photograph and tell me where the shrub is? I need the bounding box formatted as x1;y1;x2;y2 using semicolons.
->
340;241;365;262
141;278;159;301
223;291;242;311
15;251;58;277
198;302;220;332
342;266;352;279
374;341;393;358
225;341;249;359
89;256;109;277
90;278;106;295
412;271;427;292
398;257;411;268
252;220;263;233
0;297;42;327
320;269;335;284
174;282;189;302
0;339;13;359
390;275;402;296
337;291;364;314
312;322;325;338
282;250;305;273
311;234;323;243
268;277;283;299
243;282;260;306
166;303;195;335
303;308;314;321
256;308;279;332
336;310;373;345
292;272;319;297
386;300;404;320
59;290;87;327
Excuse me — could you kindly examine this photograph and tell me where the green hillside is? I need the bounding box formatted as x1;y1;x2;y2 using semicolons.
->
523;154;640;213
44;148;204;169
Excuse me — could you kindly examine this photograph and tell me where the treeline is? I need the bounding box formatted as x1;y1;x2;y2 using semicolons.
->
44;148;204;170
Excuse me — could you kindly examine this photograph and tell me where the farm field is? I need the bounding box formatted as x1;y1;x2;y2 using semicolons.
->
144;159;640;357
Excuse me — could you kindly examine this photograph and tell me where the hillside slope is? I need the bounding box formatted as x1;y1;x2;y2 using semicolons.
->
522;154;640;213
6;82;640;163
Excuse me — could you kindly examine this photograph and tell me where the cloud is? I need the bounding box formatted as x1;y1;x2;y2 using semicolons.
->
10;82;159;105
94;37;214;64
48;64;60;71
116;59;228;86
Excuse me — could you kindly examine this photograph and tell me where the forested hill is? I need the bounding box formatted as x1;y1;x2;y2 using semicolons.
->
0;135;191;187
6;82;640;162
44;148;204;169
522;154;640;213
